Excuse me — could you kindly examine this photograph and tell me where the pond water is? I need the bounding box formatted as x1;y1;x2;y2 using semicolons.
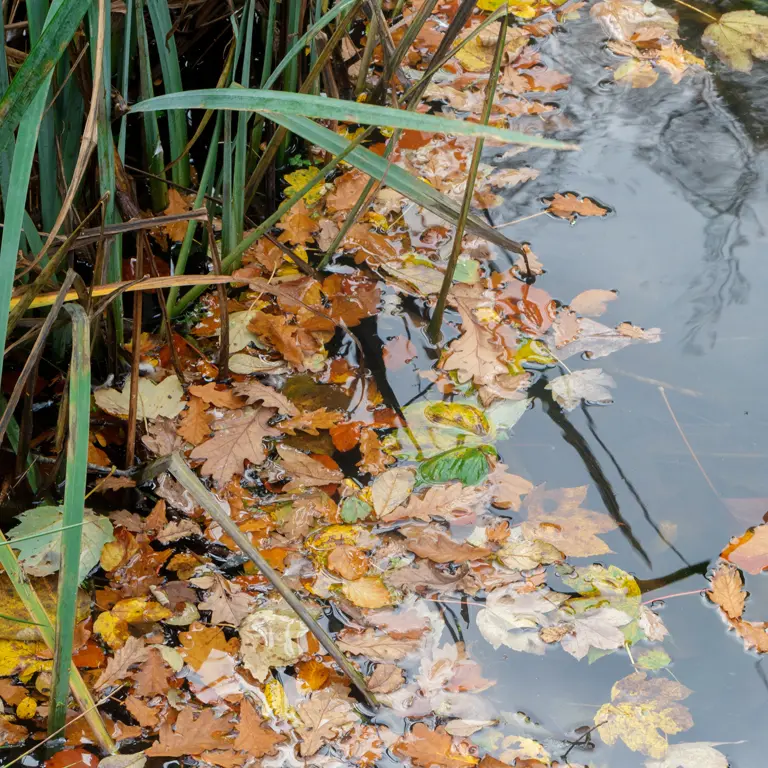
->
373;9;768;766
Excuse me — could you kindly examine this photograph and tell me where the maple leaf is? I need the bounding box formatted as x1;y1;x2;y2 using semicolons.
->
707;562;746;620
721;523;768;575
556;606;632;660
188;383;245;409
296;687;360;756
358;428;395;475
371;467;416;518
132;647;172;697
276;200;319;245
394;723;478;768
401;525;492;564
702;10;768;72
337;628;421;662
191;407;281;487
239;608;308;681
545;192;609;221
179;622;239;671
595;671;693;758
279;408;344;435
325;169;371;213
191;573;255;625
367;663;405;694
146;708;234;757
231;381;298;415
233;698;286;756
384;483;488;523
521;484;617;557
487;465;533;511
547;369;616;410
570;289;618;317
341;576;394;609
95;376;186;420
277;444;344;491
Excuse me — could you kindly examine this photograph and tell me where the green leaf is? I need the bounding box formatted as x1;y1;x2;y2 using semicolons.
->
130;88;575;150
340;497;373;523
0;0;93;153
636;649;672;671
415;445;497;487
8;507;114;583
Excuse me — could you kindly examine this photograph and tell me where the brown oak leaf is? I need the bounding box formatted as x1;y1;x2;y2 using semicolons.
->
394;723;478;768
124;695;160;728
401;525;492;564
546;192;608;221
233;698;286;756
337;628;421;662
188;383;246;409
146;708;234;757
177;396;213;446
191;573;255;626
277;444;344;491
231;380;298;415
707;562;746;620
357;427;395;475
94;636;148;691
179;622;240;670
132;647;172;697
296;687;360;756
280;408;344;435
277;200;319;245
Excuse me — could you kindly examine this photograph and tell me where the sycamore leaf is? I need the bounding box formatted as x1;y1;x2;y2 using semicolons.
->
703;10;768;72
636;649;672;670
337;628;421;661
190;407;281;487
547;369;616;410
645;742;729;768
707;562;746;620
239;608;308;681
146;708;234;756
231;380;298;415
233;699;286;756
595;671;693;758
95;376;186;420
477;584;565;655
277;444;344;491
721;523;768;575
8;507;113;581
557;606;632;660
296;687;360;757
371;467;416;518
570;289;618;317
394;723;478;768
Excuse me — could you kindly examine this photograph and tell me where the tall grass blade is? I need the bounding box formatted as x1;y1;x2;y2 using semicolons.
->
234;0;256;244
145;0;191;187
0;0;93;153
48;303;91;736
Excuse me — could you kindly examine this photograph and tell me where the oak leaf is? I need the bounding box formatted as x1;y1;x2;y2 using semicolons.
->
570;288;617;317
545;192;608;221
337;628;421;661
401;525;492;564
231;380;298;415
384;482;487;523
94;637;148;691
277;444;344;491
279;408;344;435
191;573;255;626
367;664;405;694
595;672;693;758
358;427;395;475
233;698;286;756
175;396;212;446
179;622;239;671
707;562;746;620
394;723;478;768
188;383;245;409
124;695;159;728
191;407;281;487
146;708;234;756
295;687;360;756
142;416;186;456
733;619;768;652
276;200;319;245
327;546;369;580
132;647;172;697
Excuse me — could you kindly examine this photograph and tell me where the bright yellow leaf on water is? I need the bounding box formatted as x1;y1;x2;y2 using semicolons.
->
16;697;37;719
19;659;52;684
477;0;538;17
111;597;172;624
94;610;129;650
305;524;370;565
341;576;394;609
703;10;768;72
284;168;326;206
0;639;47;677
264;678;300;725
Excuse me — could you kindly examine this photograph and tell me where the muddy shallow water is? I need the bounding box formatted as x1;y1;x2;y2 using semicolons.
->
373;10;768;766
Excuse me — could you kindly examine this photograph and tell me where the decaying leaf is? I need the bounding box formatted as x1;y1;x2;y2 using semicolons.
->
95;376;186;420
545;193;609;221
556;606;632;660
277;444;344;490
645;742;729;768
595;671;693;758
177;396;213;446
337;628;421;661
231;380;298;415
367;663;405;694
570;289;618;317
239;608;308;681
707;562;746;620
371;467;416;518
721;523;768;575
394;723;478;768
547;369;616;410
295;687;360;756
402;525;492;564
233;699;286;756
703;10;768;72
146;708;234;756
191;573;255;625
341;576;394;609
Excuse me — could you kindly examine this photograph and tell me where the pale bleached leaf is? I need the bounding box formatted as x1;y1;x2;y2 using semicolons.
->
547;369;616;410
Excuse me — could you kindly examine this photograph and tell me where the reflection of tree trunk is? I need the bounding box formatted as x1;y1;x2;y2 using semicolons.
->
531;378;652;567
636;561;709;594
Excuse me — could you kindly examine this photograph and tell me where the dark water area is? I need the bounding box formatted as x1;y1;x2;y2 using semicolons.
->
373;12;768;767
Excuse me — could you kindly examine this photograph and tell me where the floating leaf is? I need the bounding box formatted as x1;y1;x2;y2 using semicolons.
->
721;523;768;575
424;402;489;436
702;10;768;72
636;649;672;671
395;723;478;768
545;192;609;220
547;369;616;410
340;497;373;523
295;687;360;756
570;289;618;317
371;467;416;518
94;375;185;420
239;608;308;681
341;576;394;609
707;562;746;620
415;446;497;487
645;742;729;768
557;606;632;660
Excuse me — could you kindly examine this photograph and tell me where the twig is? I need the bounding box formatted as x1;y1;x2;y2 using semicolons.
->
493;210;548;229
125;236;144;469
641;588;706;605
141;452;378;709
658;386;719;498
207;214;230;380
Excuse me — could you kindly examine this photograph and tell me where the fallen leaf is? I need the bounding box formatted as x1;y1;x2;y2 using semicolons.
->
327;546;369;580
721;523;768;575
402;525;492;564
233;698;286;756
595;671;693;758
188;383;245;409
545;193;609;221
279;408;344;435
395;723;478;768
341;576;394;609
95;376;186;420
384;483;488;523
0;716;28;745
614;58;659;87
707;562;746;620
160;189;195;241
702;10;768;72
636;649;672;670
645;742;729;768
0;680;27;706
296;687;360;756
547;369;616;410
277;444;344;491
570;289;618;317
156;519;202;544
98;755;147;768
199;751;246;768
142;416;186;456
95;637;148;691
385;561;465;593
239;608;307;681
191;573;255;625
488;465;533;511
276;200;319;245
367;664;405;694
557;606;632;660
191;407;281;487
231;380;298;415
124;695;160;728
590;0;678;41
371;467;416;518
179;622;239;671
616;322;662;341
337;628;421;661
146;708;234;757
358;428;395;475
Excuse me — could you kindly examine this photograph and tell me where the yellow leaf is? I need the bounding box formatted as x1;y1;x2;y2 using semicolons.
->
284;168;326;206
0;639;47;677
94;611;129;649
456;23;527;72
614;59;658;88
111;597;172;624
94;375;186;420
341;576;394;609
264;678;300;725
703;10;768;72
16;697;36;719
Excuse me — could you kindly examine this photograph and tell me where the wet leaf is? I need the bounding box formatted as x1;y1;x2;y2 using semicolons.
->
179;622;240;671
233;698;286;756
190;407;281;487
415;446;497;487
146;708;234;756
132;647;172;697
547;369;616;410
367;663;405;693
615;58;659;87
371;467;416;518
707;562;746;620
340;497;373;523
424;402;489;437
557;606;632;660
456;23;527;72
296;687;360;756
358;428;396;475
191;573;255;625
721;523;768;575
497;536;563;570
383;482;488;523
277;444;344;490
402;525;492;564
94;636;148;691
176;396;213;446
545;192;609;220
188;383;245;409
239;608;308;681
383;336;418;370
636;649;672;670
590;0;678;41
0;716;28;745
95;375;186;420
280;408;344;435
488;465;533;511
231;380;298;415
337;628;421;661
394;723;478;768
645;742;729;768
125;695;160;728
8;507;114;581
595;671;693;758
570;289;618;317
341;576;394;608
327;545;370;579
703;10;768;72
